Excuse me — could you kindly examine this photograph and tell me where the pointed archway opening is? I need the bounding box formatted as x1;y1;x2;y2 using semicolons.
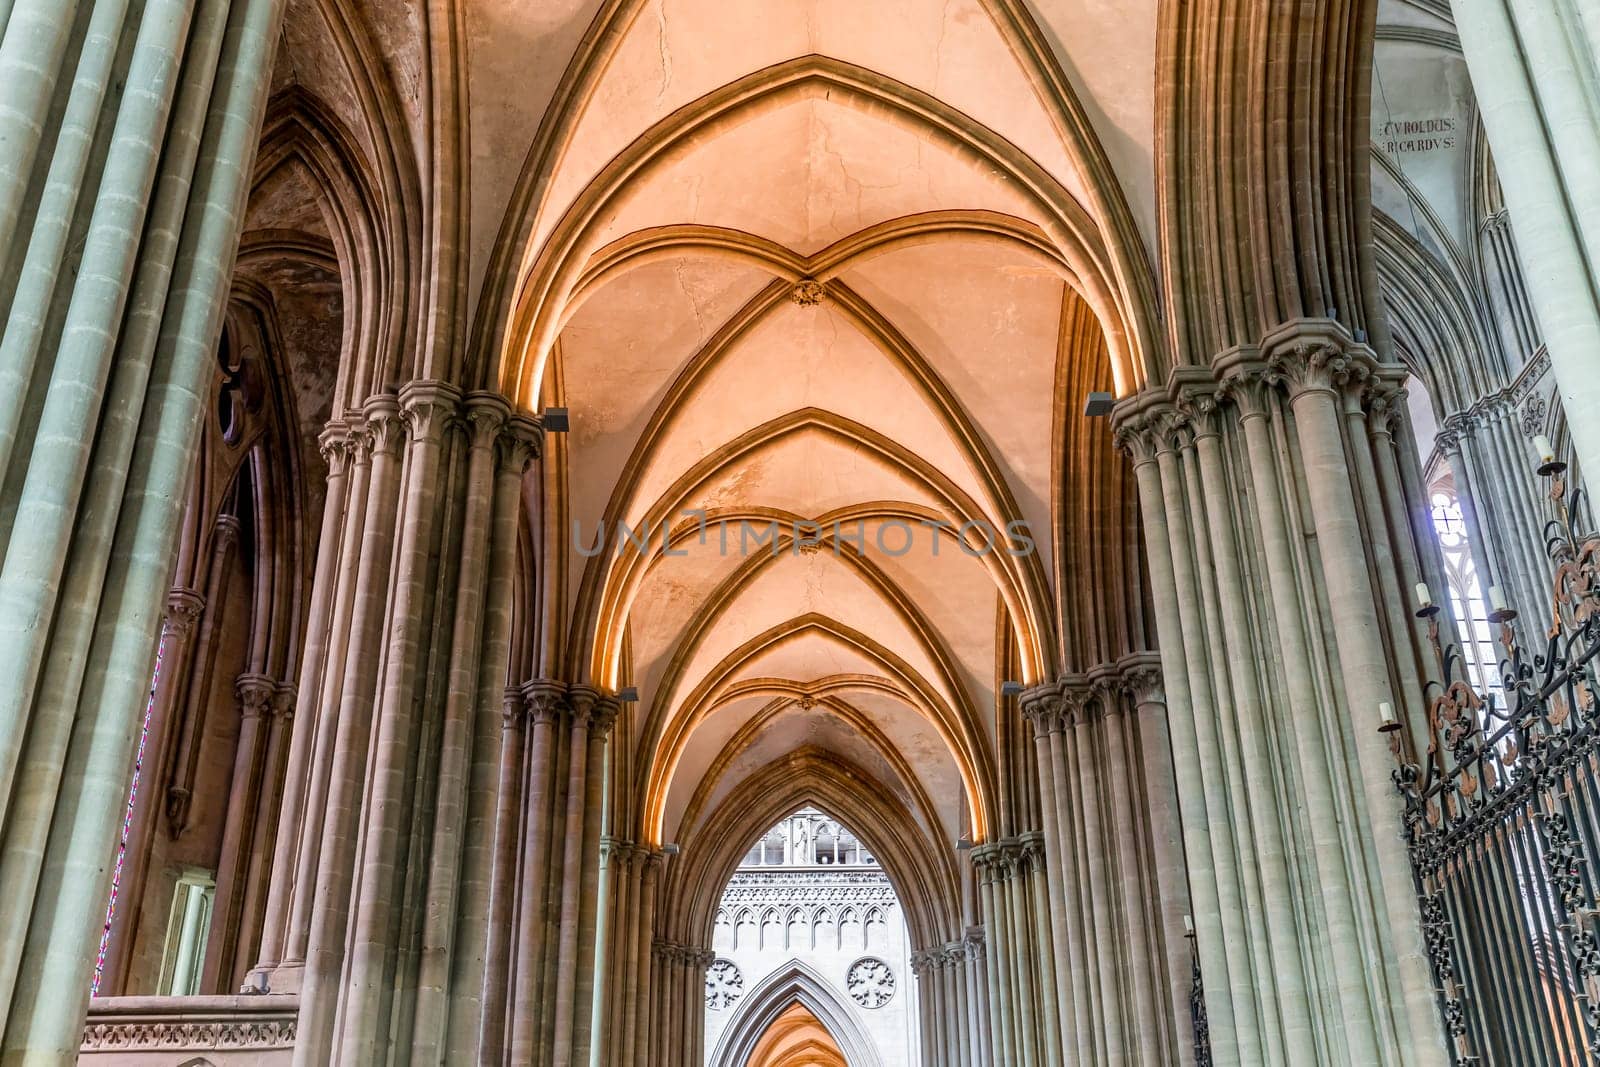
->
748;1003;848;1067
703;808;917;1067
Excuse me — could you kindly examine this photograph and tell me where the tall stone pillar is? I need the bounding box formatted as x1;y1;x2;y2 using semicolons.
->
1112;328;1449;1067
280;390;538;1067
1449;0;1600;482
251;424;356;985
1021;667;1188;1067
0;0;286;1054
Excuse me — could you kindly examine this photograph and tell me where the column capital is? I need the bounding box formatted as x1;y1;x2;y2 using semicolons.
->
213;512;243;553
565;685;620;740
1216;361;1274;420
235;673;277;720
362;394;405;456
1016;829;1048;872
1363;380;1407;438
498;414;542;473
398;379;463;443
464;392;511;451
1176;386;1223;440
1019;682;1065;736
1087;666;1124;716
1262;325;1376;400
521;678;569;725
271;683;297;720
962;926;986;961
318;419;352;474
163;588;206;638
1116;652;1164;706
502;687;524;731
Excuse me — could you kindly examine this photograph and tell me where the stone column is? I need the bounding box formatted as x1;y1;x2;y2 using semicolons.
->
480;688;528;1065
252;423;352;982
1120;657;1196;1066
272;422;373;989
283;392;539;1067
1449;0;1600;482
200;671;278;993
1021;690;1081;1066
295;396;407;1065
165;512;242;836
0;0;286;1053
334;381;459;1064
1270;338;1442;1060
510;681;566;1064
1112;327;1450;1067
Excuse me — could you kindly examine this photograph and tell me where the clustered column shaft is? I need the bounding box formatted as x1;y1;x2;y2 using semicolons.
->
1111;328;1450;1067
489;678;618;1067
910;933;987;1067
0;0;286;1055
241;389;539;1067
1020;661;1191;1067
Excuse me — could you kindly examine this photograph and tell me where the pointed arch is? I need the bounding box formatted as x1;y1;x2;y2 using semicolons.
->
489;56;1157;400
708;960;883;1067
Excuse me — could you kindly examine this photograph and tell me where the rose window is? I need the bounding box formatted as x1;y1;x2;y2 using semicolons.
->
847;956;895;1008
705;958;743;1010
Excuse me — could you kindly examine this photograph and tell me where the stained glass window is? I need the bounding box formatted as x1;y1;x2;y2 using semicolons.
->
91;634;166;996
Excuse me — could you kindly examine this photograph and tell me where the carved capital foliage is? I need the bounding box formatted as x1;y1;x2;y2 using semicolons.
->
1119;661;1164;706
1059;684;1093;728
1217;368;1273;420
343;422;375;463
502;687;524;730
271;683;297;720
589;695;621;741
1017;830;1048;872
963;926;985;961
318;420;352;474
1364;382;1407;437
498;414;542;473
464;392;511;451
363;396;406;456
1019;684;1065;737
1112;417;1156;465
1265;340;1372;398
1150;404;1192;454
163;588;205;639
1176;388;1222;440
236;673;276;719
522;679;569;725
1089;672;1124;717
399;380;462;443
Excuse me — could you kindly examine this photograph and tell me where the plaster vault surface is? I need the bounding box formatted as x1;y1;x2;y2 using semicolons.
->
483;0;1158;872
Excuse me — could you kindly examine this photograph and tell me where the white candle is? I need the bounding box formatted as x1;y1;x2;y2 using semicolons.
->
1534;434;1556;464
1414;582;1433;609
1489;585;1507;612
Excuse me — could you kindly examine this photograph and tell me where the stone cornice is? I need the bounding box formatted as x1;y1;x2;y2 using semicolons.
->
82;995;298;1053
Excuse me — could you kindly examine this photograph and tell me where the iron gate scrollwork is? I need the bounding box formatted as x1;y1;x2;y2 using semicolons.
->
1388;461;1600;1065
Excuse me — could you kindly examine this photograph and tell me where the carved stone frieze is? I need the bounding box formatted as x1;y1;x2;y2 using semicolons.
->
84;1017;297;1049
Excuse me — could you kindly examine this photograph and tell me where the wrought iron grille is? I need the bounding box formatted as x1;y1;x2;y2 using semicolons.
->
1388;463;1600;1065
1190;944;1212;1067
